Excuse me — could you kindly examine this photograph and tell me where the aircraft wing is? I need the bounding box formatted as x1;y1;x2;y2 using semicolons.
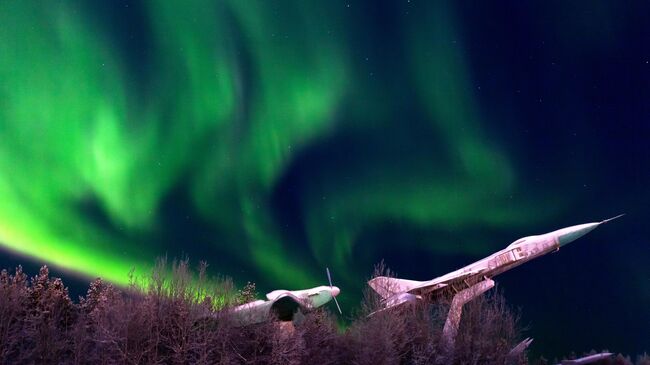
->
367;277;424;299
230;292;308;325
406;267;484;296
366;268;489;317
230;300;274;325
269;292;308;321
368;268;485;299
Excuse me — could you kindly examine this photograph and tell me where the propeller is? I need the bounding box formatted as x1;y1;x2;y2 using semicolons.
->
326;267;342;315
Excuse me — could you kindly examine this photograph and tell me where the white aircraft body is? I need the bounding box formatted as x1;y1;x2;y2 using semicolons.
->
230;269;341;326
369;215;623;312
368;215;622;355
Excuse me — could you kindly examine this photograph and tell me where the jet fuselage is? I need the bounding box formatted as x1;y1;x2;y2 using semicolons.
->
415;219;613;297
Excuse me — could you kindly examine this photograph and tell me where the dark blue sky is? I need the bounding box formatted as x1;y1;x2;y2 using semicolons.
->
0;0;648;359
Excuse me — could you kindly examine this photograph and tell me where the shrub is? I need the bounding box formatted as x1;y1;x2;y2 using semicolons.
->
0;261;644;364
345;263;527;365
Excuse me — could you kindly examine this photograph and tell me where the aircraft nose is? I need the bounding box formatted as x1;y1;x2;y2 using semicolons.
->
556;222;600;247
331;286;340;297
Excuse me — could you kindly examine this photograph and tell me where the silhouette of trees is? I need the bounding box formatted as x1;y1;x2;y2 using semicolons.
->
0;261;645;364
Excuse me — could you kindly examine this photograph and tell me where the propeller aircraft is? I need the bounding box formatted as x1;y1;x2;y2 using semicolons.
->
229;268;342;326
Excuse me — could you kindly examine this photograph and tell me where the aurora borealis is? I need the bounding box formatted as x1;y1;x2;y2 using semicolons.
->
0;0;648;358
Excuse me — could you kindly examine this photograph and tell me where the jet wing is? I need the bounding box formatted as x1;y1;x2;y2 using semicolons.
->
368;268;485;299
368;292;420;316
367;277;424;299
406;268;484;296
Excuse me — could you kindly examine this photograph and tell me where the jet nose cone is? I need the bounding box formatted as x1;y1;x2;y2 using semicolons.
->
331;286;340;297
556;222;600;247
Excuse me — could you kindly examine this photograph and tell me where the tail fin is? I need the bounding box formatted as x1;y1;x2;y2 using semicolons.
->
367;276;423;299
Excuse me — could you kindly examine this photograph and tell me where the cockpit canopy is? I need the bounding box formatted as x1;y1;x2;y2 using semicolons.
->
506;236;536;249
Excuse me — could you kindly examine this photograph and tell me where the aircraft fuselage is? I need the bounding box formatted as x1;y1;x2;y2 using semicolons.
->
417;220;608;297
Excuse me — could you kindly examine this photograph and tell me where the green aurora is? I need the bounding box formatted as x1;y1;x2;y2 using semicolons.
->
0;0;545;285
1;0;648;357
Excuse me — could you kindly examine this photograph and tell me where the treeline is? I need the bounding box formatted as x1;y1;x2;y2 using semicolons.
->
0;260;644;364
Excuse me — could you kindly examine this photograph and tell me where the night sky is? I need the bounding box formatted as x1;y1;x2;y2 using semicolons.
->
0;0;648;359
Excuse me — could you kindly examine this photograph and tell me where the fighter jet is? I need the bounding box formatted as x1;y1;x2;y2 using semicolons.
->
369;215;623;311
367;215;623;351
229;268;342;326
